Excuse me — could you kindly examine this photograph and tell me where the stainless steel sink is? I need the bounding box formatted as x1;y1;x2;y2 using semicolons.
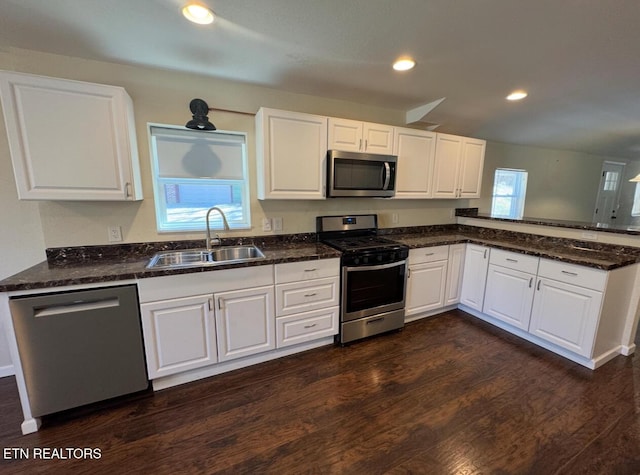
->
146;246;265;269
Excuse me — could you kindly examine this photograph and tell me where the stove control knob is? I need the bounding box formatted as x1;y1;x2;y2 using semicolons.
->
362;256;369;265
377;254;383;262
353;257;360;265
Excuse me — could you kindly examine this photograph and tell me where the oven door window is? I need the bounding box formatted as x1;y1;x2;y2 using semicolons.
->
345;263;405;313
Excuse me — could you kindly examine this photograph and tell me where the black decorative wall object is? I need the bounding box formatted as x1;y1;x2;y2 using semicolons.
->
185;98;216;130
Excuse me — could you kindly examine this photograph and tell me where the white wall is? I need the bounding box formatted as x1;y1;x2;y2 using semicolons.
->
0;47;462;251
477;141;612;222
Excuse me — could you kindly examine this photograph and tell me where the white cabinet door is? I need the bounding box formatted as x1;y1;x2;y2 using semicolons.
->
529;278;603;357
215;285;275;362
483;264;535;330
327;117;363;152
256;108;327;199
431;133;485;199
460;244;490;311
0;70;142;201
406;260;448;316
363;122;394;154
393;128;437;198
445;243;466;305
458;138;486;198
140;295;217;379
431;133;463;198
328;118;393;154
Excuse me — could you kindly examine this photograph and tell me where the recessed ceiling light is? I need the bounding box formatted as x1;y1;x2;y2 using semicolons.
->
393;58;416;71
182;3;215;25
506;90;528;101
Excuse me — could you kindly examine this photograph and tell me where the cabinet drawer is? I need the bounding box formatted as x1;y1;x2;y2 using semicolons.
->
537;259;607;291
489;249;539;274
275;258;340;284
408;245;449;265
276;306;339;348
275;276;339;316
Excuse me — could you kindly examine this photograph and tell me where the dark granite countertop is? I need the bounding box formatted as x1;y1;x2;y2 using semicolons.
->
2;225;639;293
0;241;341;292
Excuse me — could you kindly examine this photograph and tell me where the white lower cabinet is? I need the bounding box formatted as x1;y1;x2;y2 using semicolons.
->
482;249;539;331
444;244;466;306
215;286;275;362
406;246;449;317
460;244;490;311
141;295;217;379
274;259;340;348
529;260;605;358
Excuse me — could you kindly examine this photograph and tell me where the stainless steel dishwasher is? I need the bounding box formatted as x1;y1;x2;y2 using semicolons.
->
9;284;149;417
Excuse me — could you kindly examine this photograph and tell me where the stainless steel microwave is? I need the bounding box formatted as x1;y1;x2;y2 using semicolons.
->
326;150;397;198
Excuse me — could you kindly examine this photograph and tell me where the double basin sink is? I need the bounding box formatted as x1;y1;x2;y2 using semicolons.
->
147;245;265;269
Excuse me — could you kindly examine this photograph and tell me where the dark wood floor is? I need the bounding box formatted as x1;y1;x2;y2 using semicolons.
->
1;309;639;474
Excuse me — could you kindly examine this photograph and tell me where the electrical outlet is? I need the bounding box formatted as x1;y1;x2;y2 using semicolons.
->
262;217;272;232
108;225;122;242
581;232;598;240
391;213;399;224
272;217;283;231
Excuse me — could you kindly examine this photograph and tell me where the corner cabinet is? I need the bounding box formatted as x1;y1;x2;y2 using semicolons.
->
256;107;327;199
0;70;142;201
393;127;437;199
431;133;485;199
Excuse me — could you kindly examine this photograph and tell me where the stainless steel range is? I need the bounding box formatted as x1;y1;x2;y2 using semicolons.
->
317;214;409;344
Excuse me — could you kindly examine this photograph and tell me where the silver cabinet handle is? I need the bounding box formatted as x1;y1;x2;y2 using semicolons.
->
125;182;132;199
483;249;488;259
529;277;533;288
365;139;368;150
304;323;317;329
424;252;435;256
537;280;541;291
304;293;317;298
359;139;362;150
506;258;518;263
304;268;317;272
561;270;579;276
218;298;223;310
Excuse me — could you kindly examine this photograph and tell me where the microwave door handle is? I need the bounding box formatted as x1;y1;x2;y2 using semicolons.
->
382;162;391;190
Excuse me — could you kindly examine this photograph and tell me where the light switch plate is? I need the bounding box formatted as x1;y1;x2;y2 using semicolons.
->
262;217;272;232
272;217;283;231
108;225;122;242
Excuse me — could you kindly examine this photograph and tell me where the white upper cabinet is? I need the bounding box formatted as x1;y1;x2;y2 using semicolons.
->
393;127;437;199
431;133;485;198
0;70;142;201
256;107;327;200
328;117;394;155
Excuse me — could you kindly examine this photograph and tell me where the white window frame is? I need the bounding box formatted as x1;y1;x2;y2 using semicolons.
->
632;183;640;217
491;168;528;219
148;123;251;233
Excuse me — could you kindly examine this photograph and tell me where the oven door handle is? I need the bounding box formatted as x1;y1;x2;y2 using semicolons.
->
345;260;406;272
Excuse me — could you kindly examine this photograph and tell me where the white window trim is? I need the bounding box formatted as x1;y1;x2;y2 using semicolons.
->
491;168;528;220
147;123;251;233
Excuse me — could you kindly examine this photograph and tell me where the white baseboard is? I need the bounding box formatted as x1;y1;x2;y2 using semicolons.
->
0;364;15;378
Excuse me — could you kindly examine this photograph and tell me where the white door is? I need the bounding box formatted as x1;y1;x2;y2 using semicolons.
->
393;128;437;199
215;286;275;362
529;279;603;357
406;260;448;316
140;295;217;379
593;161;625;224
328;117;363;152
445;244;466;305
483;265;535;330
256;108;327;199
362;122;394;154
458;138;486;198
459;244;490;311
431;133;463;198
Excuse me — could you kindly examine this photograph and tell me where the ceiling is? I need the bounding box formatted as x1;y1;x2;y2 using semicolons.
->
1;0;640;158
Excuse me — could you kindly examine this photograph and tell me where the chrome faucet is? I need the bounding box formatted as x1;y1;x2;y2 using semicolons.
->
205;206;230;250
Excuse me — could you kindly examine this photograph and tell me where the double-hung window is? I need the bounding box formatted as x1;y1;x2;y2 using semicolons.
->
491;168;528;219
149;124;251;232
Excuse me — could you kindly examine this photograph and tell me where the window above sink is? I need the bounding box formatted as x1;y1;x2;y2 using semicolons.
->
148;124;251;233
